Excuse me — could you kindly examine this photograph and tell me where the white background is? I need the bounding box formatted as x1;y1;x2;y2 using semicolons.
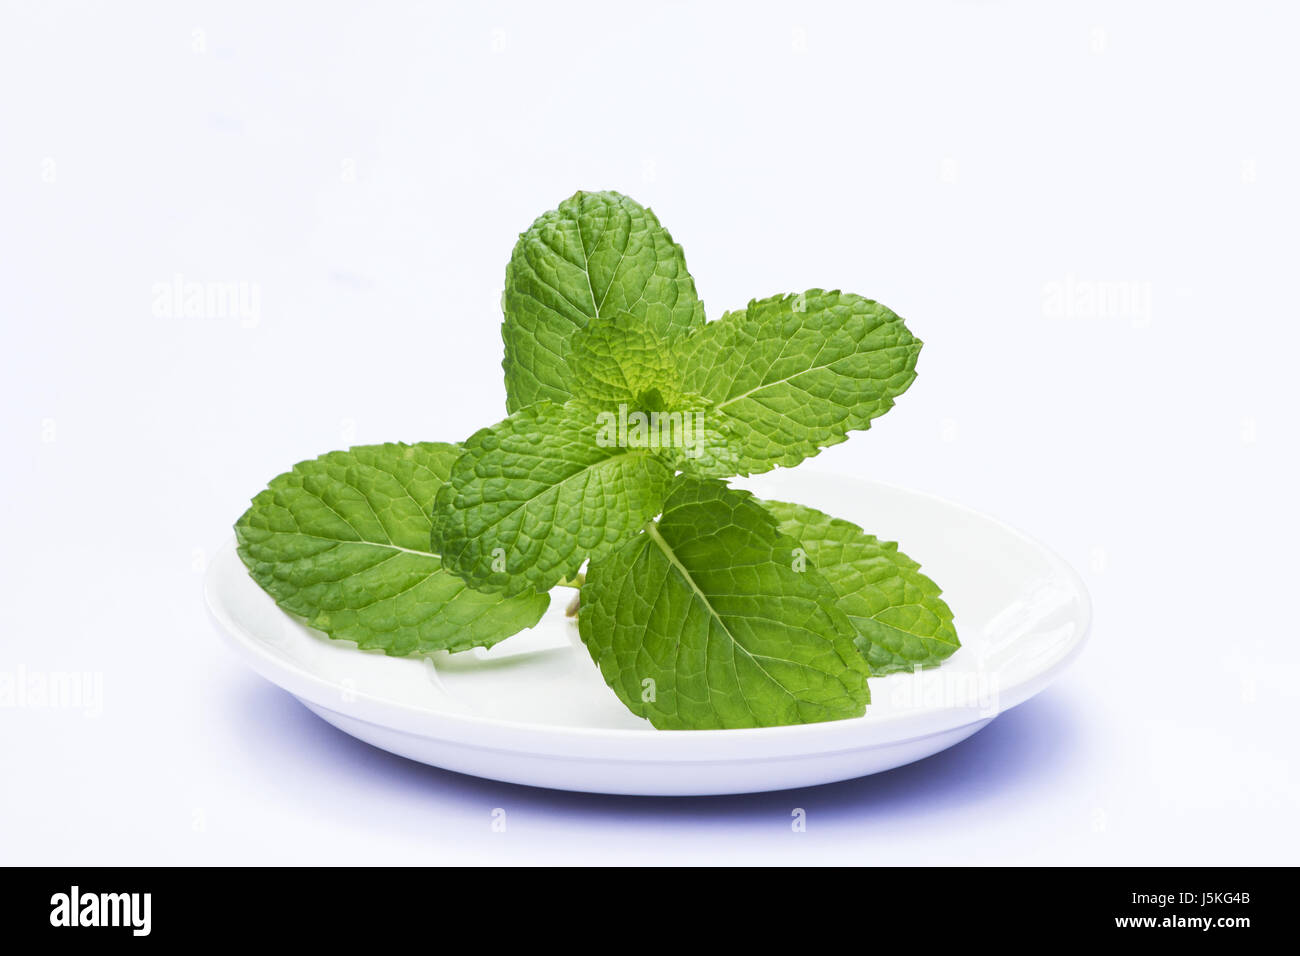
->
2;1;1296;865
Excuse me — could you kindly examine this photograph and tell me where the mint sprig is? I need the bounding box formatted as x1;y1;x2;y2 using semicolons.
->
235;190;960;729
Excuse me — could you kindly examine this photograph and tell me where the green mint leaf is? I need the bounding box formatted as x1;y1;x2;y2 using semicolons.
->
578;477;871;729
563;306;684;408
763;499;959;674
431;402;674;596
502;190;705;413
234;443;549;655
675;290;921;476
562;309;745;476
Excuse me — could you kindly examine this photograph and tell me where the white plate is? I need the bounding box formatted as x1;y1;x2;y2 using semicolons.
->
205;471;1090;796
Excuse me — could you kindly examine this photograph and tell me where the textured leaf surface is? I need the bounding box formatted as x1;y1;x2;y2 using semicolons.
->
502;191;704;413
431;402;674;596
563;307;685;407
235;443;549;655
676;290;921;476
579;477;871;729
764;499;959;674
563;309;746;475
